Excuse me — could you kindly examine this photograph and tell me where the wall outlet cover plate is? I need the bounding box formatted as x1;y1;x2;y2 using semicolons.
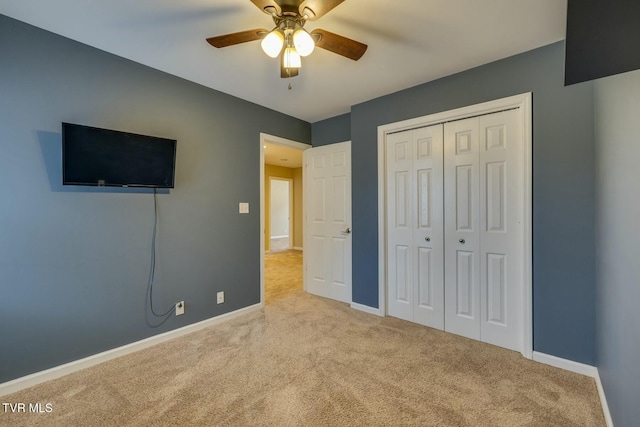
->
175;301;185;316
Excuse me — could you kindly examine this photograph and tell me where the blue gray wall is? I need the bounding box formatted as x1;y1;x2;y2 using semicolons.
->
6;11;635;420
311;113;350;145
312;42;597;365
594;69;640;426
0;15;310;383
0;12;601;384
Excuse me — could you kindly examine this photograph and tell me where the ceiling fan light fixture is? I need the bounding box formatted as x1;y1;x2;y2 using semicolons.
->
263;6;277;15
261;30;284;58
302;7;316;19
293;29;315;56
283;47;302;69
207;1;368;79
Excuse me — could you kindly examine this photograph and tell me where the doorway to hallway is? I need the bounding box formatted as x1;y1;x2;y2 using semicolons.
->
260;133;310;306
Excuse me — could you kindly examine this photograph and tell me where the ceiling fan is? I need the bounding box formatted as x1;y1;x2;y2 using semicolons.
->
206;0;367;78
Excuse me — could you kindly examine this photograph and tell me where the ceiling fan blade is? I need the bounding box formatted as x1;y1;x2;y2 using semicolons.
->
311;29;367;61
299;0;344;20
250;0;281;16
280;50;299;78
206;29;268;48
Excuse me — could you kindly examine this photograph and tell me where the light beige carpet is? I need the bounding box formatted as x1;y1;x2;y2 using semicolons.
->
264;249;302;305
1;291;604;426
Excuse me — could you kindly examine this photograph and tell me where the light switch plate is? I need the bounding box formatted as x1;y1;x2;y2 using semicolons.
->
239;202;249;214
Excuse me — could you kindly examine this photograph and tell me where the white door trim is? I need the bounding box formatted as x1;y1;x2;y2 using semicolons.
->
260;133;311;307
377;93;533;358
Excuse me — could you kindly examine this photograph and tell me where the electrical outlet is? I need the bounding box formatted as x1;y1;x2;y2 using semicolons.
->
217;291;224;304
175;301;185;316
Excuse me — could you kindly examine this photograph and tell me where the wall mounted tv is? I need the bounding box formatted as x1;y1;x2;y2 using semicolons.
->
62;122;176;188
565;0;640;85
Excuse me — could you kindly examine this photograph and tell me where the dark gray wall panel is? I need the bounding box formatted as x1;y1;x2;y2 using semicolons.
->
0;15;310;383
346;42;596;364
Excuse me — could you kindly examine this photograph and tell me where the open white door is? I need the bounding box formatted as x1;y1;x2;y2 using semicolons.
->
303;141;352;303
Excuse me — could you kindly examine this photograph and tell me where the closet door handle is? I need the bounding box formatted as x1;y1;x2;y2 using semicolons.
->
459;239;466;244
424;237;431;242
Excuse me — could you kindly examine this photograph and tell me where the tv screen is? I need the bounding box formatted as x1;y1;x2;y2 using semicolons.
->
62;122;176;188
565;0;640;85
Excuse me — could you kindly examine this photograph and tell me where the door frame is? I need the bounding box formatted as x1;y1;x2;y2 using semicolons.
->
377;93;533;358
260;133;311;308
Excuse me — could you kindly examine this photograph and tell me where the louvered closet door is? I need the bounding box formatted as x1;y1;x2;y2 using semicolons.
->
443;110;523;351
386;125;444;329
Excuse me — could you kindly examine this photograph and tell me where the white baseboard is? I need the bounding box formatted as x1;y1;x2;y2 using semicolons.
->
532;352;613;426
271;235;289;239
532;351;597;377
350;302;383;317
0;303;262;398
595;370;614;427
293;247;303;251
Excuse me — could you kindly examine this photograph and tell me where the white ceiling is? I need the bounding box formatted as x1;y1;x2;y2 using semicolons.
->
0;0;567;122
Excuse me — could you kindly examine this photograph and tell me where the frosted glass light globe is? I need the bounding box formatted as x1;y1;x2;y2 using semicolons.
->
261;30;284;58
293;29;315;57
283;47;302;68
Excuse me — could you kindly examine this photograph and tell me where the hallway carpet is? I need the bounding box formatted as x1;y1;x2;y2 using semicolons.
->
264;249;302;305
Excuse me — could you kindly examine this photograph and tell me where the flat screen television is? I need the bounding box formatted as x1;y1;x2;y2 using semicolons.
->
62;122;176;188
565;0;640;85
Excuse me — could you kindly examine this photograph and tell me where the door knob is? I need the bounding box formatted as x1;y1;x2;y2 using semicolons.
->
343;227;351;235
424;237;431;242
459;239;465;244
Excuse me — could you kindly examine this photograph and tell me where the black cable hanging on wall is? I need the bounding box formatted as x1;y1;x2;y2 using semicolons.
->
147;188;175;326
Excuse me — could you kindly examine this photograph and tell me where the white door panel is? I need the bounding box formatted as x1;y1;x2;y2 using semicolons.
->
413;126;444;328
442;110;523;351
478;110;523;351
386;125;444;328
304;141;352;303
386;131;414;321
444;118;481;340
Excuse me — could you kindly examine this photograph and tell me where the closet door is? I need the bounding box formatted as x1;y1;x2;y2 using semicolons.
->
444;110;523;352
478;109;523;351
386;130;414;322
412;126;445;328
444;118;482;340
387;125;444;329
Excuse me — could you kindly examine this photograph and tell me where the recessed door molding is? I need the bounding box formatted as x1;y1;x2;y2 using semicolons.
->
377;93;533;358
